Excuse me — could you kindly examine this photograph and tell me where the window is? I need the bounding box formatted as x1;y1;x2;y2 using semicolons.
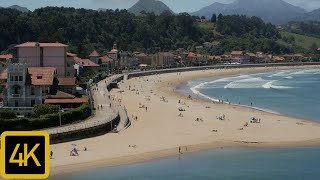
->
14;76;19;81
31;100;35;106
31;87;35;95
15;100;18;107
19;76;23;81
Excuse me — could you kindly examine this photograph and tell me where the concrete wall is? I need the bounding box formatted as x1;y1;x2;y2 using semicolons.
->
43;47;66;77
18;47;40;66
50;114;121;144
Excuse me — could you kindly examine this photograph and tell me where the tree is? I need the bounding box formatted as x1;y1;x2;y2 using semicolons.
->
33;104;59;117
310;43;318;54
201;16;206;20
218;13;223;20
211;14;217;23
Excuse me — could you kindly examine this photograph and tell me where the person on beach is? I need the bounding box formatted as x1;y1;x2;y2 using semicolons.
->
179;146;182;154
50;151;53;159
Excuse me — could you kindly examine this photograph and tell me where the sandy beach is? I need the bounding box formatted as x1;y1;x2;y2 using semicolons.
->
50;65;320;176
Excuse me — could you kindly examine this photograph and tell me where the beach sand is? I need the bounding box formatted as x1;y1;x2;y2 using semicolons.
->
50;66;320;176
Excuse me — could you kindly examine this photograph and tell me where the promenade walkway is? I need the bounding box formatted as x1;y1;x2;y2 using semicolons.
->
45;75;125;135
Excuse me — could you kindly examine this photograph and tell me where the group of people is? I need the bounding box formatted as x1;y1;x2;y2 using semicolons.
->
216;114;226;120
97;105;103;110
69;147;88;156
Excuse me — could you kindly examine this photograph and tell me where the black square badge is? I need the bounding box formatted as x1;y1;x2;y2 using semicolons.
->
1;131;50;179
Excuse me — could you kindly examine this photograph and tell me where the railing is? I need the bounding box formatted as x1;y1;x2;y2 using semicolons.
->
46;111;119;135
11;94;21;98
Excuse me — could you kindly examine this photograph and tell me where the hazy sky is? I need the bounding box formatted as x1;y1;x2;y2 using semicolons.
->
1;0;320;12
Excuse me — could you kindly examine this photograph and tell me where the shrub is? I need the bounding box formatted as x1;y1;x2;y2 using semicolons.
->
0;103;92;133
0;109;16;119
33;104;59;117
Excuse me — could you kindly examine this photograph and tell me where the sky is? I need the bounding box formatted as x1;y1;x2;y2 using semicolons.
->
1;0;320;12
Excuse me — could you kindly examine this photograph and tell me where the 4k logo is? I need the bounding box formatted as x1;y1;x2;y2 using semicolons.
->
0;131;50;179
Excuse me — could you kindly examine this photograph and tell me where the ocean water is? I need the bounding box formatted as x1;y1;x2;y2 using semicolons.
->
53;147;320;180
185;68;320;121
53;68;320;180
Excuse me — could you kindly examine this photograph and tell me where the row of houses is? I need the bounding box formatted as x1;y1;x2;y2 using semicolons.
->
70;46;315;75
0;41;317;116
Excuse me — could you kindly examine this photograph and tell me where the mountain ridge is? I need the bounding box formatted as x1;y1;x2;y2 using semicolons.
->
191;0;306;25
7;5;29;12
128;0;174;15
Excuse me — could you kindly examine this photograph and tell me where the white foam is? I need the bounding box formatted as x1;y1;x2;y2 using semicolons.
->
284;76;293;79
291;69;320;75
224;77;267;89
268;70;290;77
190;86;220;102
190;85;280;115
262;81;292;89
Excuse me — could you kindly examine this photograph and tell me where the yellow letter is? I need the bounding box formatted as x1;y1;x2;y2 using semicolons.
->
24;144;41;166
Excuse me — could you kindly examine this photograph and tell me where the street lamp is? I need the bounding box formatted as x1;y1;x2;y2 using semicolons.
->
59;105;64;126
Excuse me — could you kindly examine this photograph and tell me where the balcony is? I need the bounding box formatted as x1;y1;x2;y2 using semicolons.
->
12;94;21;98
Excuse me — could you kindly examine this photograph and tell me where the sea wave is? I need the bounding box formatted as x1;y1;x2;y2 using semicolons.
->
268;70;291;77
224;77;267;89
262;81;292;89
190;86;220;102
190;84;281;114
291;69;320;75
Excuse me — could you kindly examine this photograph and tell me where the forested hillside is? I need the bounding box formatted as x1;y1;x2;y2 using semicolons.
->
283;21;320;38
205;15;292;55
0;7;205;57
0;7;312;57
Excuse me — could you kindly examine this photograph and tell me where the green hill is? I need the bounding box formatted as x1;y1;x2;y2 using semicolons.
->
279;32;320;49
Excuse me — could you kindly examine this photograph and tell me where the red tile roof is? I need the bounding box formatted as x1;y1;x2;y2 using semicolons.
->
16;42;68;48
67;52;77;57
89;50;101;57
187;52;202;58
47;91;75;99
108;49;118;54
0;54;13;59
273;56;285;61
57;77;76;86
246;53;256;57
231;51;244;55
28;67;56;85
74;58;99;67
44;96;89;104
100;56;114;63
